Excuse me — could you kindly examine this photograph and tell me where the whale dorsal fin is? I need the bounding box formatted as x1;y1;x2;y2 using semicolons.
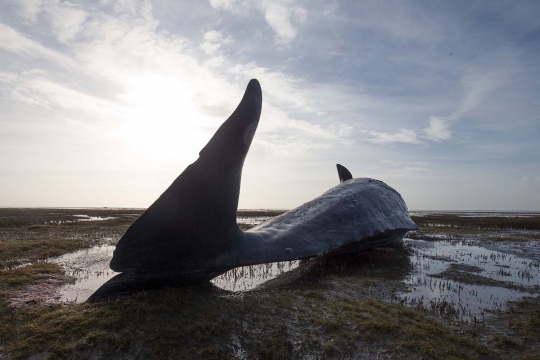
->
336;164;353;183
110;80;262;272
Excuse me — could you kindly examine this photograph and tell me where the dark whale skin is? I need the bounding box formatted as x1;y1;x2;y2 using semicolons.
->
89;79;417;300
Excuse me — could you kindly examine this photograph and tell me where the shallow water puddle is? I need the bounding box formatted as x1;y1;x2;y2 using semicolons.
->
398;239;540;321
408;239;539;285
51;245;118;303
49;216;275;302
72;215;117;222
211;261;300;291
46;218;540;323
236;216;273;226
51;252;302;301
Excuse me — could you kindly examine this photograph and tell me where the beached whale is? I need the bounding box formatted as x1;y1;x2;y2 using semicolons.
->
89;79;417;299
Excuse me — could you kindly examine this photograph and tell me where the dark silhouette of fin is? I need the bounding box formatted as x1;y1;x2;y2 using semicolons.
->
336;164;353;183
109;79;262;273
92;79;418;301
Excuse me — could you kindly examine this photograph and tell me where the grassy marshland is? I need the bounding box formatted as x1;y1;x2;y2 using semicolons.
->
409;214;540;242
429;263;540;293
0;209;539;359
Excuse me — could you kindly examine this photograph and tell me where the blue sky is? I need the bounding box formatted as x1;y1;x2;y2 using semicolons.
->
0;0;539;210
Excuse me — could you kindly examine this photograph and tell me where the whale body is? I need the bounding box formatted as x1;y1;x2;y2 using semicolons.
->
89;79;417;299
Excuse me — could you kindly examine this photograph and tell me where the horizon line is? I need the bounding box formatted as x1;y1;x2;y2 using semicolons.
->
1;207;540;213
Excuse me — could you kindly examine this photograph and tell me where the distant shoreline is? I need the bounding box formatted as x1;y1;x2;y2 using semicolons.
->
1;207;540;214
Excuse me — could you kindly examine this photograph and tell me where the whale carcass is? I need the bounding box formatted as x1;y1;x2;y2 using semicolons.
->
90;79;418;299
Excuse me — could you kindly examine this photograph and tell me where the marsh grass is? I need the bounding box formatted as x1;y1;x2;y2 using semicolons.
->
237;210;286;217
429;263;540;293
488;297;540;359
240;292;494;359
0;239;90;269
0;262;65;286
0;287;234;359
0;269;497;359
409;214;540;242
0;208;142;227
0;208;142;270
410;214;540;231
1;209;539;359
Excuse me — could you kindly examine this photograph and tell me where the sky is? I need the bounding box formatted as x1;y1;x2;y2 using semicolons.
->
0;0;539;210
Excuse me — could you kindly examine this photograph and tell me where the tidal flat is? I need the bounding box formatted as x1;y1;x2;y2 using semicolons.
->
0;208;539;359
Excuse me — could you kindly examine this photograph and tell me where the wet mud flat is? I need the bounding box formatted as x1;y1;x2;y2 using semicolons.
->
1;208;540;359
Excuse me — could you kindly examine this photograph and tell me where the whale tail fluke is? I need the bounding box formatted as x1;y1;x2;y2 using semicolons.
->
336;164;353;183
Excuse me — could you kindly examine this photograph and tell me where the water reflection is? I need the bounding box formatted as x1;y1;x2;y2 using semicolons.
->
211;261;300;292
259;247;414;290
398;239;540;321
46;216;540;324
51;245;118;303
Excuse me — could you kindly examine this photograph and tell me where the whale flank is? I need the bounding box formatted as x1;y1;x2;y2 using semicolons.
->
90;79;417;300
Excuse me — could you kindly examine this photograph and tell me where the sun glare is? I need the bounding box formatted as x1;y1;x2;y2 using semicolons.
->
116;74;215;164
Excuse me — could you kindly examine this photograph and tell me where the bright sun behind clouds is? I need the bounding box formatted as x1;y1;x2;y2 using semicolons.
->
116;74;214;164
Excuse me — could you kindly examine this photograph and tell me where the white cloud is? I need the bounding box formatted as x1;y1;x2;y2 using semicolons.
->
366;128;419;144
209;0;249;14
28;78;116;115
365;159;433;180
424;116;453;142
203;55;226;68
45;2;87;44
200;41;221;55
1;1;350;162
7;0;87;43
2;71;118;117
200;30;231;55
422;70;504;143
8;0;43;23
227;61;318;113
329;124;353;137
209;0;307;44
262;1;307;44
203;30;223;43
100;0;154;20
460;70;503;114
222;61;355;145
0;23;78;68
